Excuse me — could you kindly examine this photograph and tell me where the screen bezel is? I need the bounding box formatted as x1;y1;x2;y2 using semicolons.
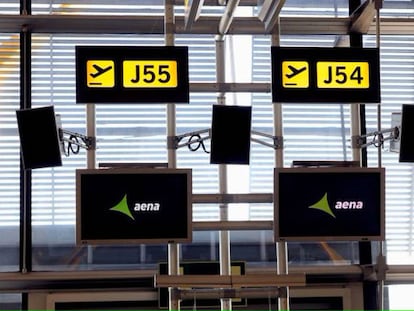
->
76;167;192;245
274;166;385;242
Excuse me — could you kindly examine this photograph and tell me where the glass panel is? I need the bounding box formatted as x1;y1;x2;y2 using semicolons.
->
386;284;414;310
31;0;165;16
0;293;21;310
0;1;19;14
281;0;349;17
0;32;20;272
365;35;414;264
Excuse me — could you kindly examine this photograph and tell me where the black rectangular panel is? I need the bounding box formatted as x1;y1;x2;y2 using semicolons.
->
16;106;62;170
399;104;414;162
210;105;252;165
76;168;192;245
274;167;385;241
76;46;189;103
271;47;380;103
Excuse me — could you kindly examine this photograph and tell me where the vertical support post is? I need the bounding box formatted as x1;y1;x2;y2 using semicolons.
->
86;104;96;169
20;24;32;274
86;104;96;264
349;1;380;310
164;1;180;311
272;19;289;311
215;37;232;311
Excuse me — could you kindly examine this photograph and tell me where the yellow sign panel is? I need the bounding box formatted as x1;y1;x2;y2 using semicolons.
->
86;60;115;88
282;61;309;88
123;60;178;88
317;61;370;88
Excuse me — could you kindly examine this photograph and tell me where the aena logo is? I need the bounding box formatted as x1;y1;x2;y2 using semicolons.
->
109;194;160;220
309;192;363;218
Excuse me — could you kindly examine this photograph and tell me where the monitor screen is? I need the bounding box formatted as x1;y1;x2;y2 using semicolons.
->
274;167;385;242
16;106;62;170
76;168;192;245
210;105;252;165
399;104;414;162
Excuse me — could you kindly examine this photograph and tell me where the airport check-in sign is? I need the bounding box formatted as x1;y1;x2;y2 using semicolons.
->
76;46;189;103
272;47;380;103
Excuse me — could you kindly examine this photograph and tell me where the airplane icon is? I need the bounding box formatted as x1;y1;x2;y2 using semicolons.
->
90;64;113;78
285;65;307;79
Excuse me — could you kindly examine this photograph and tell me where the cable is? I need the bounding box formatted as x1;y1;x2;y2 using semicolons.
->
188;134;210;154
67;135;80;155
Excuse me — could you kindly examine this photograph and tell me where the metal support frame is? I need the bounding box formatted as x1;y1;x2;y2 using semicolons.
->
258;0;286;33
171;287;285;300
59;128;96;156
251;130;283;150
350;0;376;33
154;273;306;288
168;128;282;153
351;126;399;150
168;128;210;151
184;0;205;30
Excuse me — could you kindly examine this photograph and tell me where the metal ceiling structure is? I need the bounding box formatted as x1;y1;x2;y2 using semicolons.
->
1;0;409;36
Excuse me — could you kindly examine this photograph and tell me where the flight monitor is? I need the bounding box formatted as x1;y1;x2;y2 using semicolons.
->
76;168;192;245
274;167;385;242
16;106;62;170
399;104;414;162
210;105;252;165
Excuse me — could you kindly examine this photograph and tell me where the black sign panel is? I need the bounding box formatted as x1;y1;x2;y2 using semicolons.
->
76;46;189;103
76;168;192;244
271;47;380;103
274;167;385;241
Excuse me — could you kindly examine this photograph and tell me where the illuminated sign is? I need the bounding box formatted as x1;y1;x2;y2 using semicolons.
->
272;47;380;103
76;46;189;103
122;60;178;88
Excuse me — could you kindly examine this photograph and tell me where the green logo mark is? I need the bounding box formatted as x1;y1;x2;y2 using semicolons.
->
309;192;336;218
110;194;135;220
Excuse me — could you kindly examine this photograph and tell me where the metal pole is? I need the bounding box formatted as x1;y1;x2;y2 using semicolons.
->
272;18;289;311
165;1;180;310
215;37;232;311
86;104;96;169
375;3;385;309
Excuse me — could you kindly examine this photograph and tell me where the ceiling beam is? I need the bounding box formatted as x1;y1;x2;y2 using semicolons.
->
349;0;376;34
218;0;241;37
184;0;205;30
258;0;286;33
1;14;413;35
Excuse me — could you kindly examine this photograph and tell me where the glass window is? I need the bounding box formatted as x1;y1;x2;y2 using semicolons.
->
365;35;414;264
0;32;20;272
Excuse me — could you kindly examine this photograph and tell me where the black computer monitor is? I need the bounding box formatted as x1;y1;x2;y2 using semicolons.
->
210;105;252;165
76;168;192;245
399;104;414;162
274;167;385;242
16;106;62;170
